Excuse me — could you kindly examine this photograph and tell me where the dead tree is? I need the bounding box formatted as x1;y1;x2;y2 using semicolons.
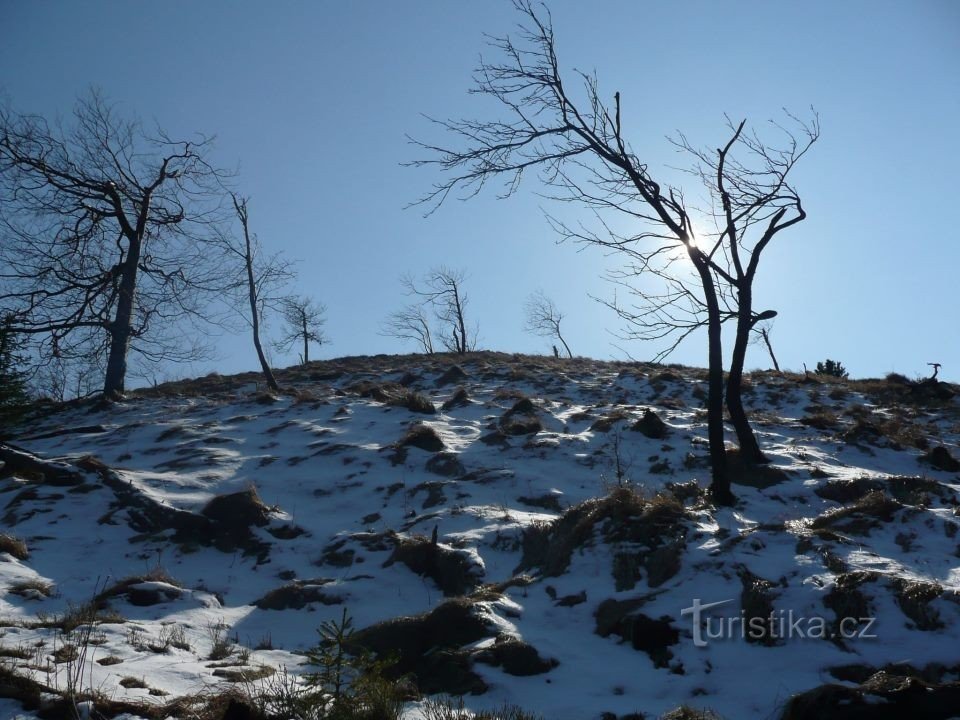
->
401;268;475;355
407;1;818;503
752;320;781;373
0;90;230;398
380;304;435;354
676;116;817;463
275;296;327;365
523;290;572;358
225;194;294;392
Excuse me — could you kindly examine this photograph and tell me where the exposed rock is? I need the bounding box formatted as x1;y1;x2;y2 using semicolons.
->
398;423;445;452
738;567;779;646
590;410;629;433
499;398;543;436
782;670;960;720
594;600;678;668
436;365;468;387
253;580;341;610
923;445;960;473
425;452;465;477
518;488;688;584
890;578;944;630
202;487;271;528
441;386;471;411
386;533;484;596
350;598;492;695
474;635;557;676
631;409;668;439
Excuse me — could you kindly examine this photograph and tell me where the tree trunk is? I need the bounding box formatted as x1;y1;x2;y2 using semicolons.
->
103;252;141;398
302;313;309;366
558;333;572;359
453;289;467;354
246;256;279;393
726;286;767;465
694;259;733;505
236;197;279;392
761;328;780;372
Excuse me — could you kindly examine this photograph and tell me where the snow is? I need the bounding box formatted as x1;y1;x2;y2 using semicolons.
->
1;356;958;718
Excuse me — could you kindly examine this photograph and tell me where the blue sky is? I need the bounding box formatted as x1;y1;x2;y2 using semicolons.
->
2;1;958;381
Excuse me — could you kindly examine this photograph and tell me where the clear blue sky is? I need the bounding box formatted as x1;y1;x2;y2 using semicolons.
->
2;1;958;381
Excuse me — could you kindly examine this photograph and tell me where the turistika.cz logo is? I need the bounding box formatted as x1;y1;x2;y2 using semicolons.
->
680;599;877;647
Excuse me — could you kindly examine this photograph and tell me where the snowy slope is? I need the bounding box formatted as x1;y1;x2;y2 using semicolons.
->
1;353;959;719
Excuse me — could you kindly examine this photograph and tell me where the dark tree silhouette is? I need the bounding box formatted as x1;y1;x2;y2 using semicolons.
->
381;304;435;354
0;316;29;434
752;320;781;373
224;194;294;392
407;1;818;504
400;268;475;355
0;90;230;398
523;290;572;358
276;296;327;365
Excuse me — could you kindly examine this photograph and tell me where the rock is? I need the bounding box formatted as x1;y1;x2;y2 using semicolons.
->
350;598;492;695
924;446;960;472
202;487;271;528
386;534;484;596
398;424;445;452
253;581;342;610
474;635;558;676
631;409;668;439
441;386;471;411
782;670;960;720
594;604;679;668
425;452;465;477
436;365;468;387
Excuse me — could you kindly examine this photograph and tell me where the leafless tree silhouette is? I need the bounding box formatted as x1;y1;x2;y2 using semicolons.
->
275;295;327;366
752;320;781;373
381;304;435;354
400;268;475;355
0;90;231;397
221;194;294;392
407;1;818;503
523;290;572;358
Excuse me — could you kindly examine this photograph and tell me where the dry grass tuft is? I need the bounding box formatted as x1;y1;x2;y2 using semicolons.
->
0;532;29;561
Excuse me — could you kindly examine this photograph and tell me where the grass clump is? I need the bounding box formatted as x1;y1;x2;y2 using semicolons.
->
0;532;29;561
423;696;543;720
397;423;445;452
8;578;55;599
811;490;903;536
350;380;435;414
518;486;688;583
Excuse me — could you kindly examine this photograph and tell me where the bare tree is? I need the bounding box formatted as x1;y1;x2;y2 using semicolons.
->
0;90;230;398
381;304;435;354
676;119;816;463
223;194;294;392
401;268;475;355
407;1;818;504
523;290;572;358
752;320;781;373
275;296;327;365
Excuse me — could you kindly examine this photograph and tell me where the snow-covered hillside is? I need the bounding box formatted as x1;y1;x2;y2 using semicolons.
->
1;353;959;719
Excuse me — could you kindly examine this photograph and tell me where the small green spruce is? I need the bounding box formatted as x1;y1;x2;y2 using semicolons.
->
303;608;403;720
815;358;849;379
